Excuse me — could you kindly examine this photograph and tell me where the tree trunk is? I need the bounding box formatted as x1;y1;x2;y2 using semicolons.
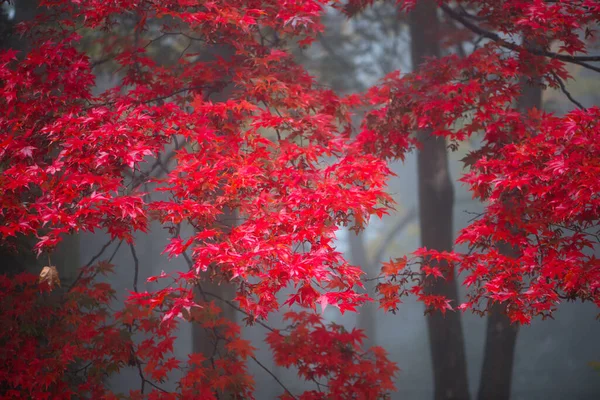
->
190;43;237;364
349;229;377;348
477;75;542;400
409;2;470;399
192;208;237;356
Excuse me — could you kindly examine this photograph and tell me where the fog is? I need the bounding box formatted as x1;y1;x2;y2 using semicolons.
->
4;0;600;398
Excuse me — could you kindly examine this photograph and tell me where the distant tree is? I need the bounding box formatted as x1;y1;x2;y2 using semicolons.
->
409;2;470;399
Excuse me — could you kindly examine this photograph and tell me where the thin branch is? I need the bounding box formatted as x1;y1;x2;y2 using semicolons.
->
68;238;114;291
134;353;146;394
129;145;181;189
85;238;115;268
145;379;170;393
85;84;211;110
551;72;586;110
140;84;208;105
250;355;298;400
131;347;170;394
181;249;276;332
108;240;123;263
90;54;116;68
440;4;600;74
177;229;292;399
203;290;275;332
130;243;140;293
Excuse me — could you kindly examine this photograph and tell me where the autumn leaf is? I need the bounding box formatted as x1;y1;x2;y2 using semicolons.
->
39;266;61;289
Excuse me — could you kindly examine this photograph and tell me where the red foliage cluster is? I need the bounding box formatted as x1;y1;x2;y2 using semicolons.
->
0;268;124;398
0;0;395;397
369;1;600;323
266;312;398;400
1;0;599;397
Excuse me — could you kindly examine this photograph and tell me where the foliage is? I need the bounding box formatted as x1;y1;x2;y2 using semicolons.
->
367;1;600;325
1;0;599;397
0;0;394;397
0;267;123;398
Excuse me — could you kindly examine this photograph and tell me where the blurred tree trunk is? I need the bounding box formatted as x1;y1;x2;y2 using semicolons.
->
409;2;470;399
349;230;377;348
477;73;542;400
190;44;237;365
192;208;237;355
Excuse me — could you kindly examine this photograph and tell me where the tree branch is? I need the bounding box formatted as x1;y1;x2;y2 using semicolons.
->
130;243;140;293
68;238;114;291
202;290;275;333
250;355;298;400
440;4;600;74
551;71;586;110
180;246;276;332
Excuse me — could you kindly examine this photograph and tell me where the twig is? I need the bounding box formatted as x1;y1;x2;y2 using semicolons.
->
203;290;275;333
85;239;115;267
90;55;116;68
68;238;114;291
440;4;600;74
130;243;140;293
250;355;298;400
181;249;276;332
108;240;123;263
131;347;170;394
135;352;146;394
551;72;586;110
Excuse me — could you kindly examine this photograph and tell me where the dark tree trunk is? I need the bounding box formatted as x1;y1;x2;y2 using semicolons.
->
349;230;377;348
476;262;519;400
477;76;542;400
192;207;237;357
409;2;470;399
190;44;237;363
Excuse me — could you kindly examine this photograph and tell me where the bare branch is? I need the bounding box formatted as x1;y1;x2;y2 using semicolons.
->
130;243;140;293
249;355;298;400
440;4;600;74
68;238;114;291
551;72;586;110
132;345;170;394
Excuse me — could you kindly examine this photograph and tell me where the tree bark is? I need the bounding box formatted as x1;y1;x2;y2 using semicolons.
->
477;74;542;400
409;2;470;399
349;229;377;348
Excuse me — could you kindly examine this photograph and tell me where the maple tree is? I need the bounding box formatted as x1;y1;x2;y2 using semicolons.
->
365;0;600;323
1;0;600;398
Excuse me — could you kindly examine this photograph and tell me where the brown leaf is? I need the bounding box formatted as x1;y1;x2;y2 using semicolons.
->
39;266;61;289
180;307;191;322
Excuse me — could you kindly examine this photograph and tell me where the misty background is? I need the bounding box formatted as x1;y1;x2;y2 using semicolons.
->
2;1;600;399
